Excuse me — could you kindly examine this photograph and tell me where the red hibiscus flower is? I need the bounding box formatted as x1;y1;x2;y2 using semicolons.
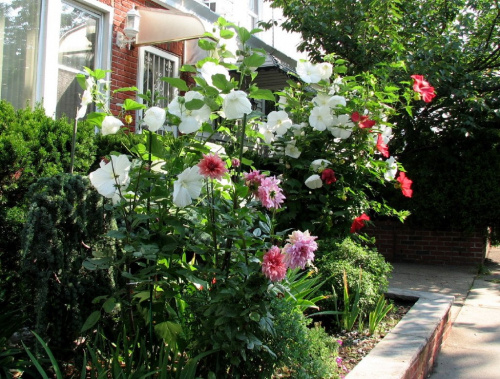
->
351;111;376;129
321;168;337;184
396;172;413;198
198;154;228;179
376;134;390;158
350;213;370;233
411;75;436;103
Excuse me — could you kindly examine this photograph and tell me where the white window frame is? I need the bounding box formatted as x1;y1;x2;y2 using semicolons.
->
37;0;113;117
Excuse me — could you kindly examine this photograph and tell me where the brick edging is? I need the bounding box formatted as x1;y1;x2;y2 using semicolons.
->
347;288;454;379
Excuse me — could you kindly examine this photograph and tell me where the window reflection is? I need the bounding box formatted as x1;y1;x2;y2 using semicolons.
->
0;0;41;109
56;2;99;119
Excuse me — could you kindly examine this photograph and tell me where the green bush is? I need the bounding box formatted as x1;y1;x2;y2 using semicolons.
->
270;299;340;378
0;101;98;308
315;237;392;327
21;174;114;359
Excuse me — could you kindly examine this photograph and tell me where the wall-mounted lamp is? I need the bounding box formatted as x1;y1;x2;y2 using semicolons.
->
116;7;141;49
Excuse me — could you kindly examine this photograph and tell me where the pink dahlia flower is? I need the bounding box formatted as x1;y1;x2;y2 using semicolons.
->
244;170;266;195
198;154;228;180
283;230;318;269
262;246;287;282
257;176;286;209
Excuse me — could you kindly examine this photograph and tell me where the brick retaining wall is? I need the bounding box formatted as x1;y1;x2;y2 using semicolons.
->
366;221;488;265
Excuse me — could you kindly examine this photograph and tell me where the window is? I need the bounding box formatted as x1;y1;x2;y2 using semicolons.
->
0;0;41;110
203;0;217;12
247;0;260;30
0;0;112;117
56;1;102;119
137;46;179;132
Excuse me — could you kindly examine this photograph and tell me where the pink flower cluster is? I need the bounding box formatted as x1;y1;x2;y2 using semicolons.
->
262;246;287;282
244;170;286;209
283;230;318;269
261;230;319;282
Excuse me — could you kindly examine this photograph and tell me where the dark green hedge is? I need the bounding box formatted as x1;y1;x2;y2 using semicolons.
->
386;127;500;239
0;101;97;307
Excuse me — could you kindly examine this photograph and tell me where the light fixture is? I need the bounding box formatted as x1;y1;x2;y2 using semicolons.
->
116;7;141;49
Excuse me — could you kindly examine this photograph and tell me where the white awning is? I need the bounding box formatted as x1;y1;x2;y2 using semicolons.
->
135;7;206;45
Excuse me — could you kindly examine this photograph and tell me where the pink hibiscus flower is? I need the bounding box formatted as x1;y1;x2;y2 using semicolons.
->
376;134;390;158
397;172;413;197
411;75;436;103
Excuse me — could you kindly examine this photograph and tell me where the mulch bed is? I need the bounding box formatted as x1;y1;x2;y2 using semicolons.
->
334;299;414;374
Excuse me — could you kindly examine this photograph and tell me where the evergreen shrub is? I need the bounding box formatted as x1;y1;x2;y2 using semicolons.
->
21;173;114;358
315;237;393;325
0;101;97;307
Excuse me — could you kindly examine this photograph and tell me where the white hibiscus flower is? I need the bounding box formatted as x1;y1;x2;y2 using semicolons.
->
89;155;131;198
309;105;334;131
222;90;252;120
305;174;323;189
101;116;123;136
143;106;166;132
173;166;204;208
267;110;292;136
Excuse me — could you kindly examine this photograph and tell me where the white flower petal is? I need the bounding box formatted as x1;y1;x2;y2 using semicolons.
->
223;90;252;120
143;107;166;132
101;116;123;136
173;166;204;207
310;159;332;173
305;174;323;189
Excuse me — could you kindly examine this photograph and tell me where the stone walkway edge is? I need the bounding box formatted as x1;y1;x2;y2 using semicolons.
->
347;288;454;379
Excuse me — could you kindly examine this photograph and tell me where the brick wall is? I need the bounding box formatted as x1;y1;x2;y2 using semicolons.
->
366;221;488;265
105;1;185;121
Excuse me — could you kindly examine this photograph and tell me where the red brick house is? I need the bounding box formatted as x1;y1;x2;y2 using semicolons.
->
1;0;297;126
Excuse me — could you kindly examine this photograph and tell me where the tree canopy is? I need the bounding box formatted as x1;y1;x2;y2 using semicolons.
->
269;0;500;232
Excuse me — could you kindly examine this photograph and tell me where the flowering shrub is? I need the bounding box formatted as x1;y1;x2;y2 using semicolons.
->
76;17;434;376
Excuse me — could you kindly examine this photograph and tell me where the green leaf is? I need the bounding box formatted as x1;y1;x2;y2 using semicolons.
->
220;29;235;39
181;64;197;73
122;98;146;111
76;74;87;91
243;53;266;68
237;27;252;44
249;312;260;322
249;87;275;101
93;69;108;80
161;77;189;92
185;99;206;110
198;39;217;51
102;297;116;313
240;157;253;166
113;86;138;93
81;311;101;332
154;321;183;346
212;74;234;92
107;230;126;239
22;342;50;379
85;112;106;127
32;332;64;379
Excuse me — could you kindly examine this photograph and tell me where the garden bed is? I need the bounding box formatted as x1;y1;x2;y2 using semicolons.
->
347;288;454;379
335;298;414;372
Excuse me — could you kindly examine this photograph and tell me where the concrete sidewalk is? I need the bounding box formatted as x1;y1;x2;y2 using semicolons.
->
388;247;500;379
429;247;500;379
